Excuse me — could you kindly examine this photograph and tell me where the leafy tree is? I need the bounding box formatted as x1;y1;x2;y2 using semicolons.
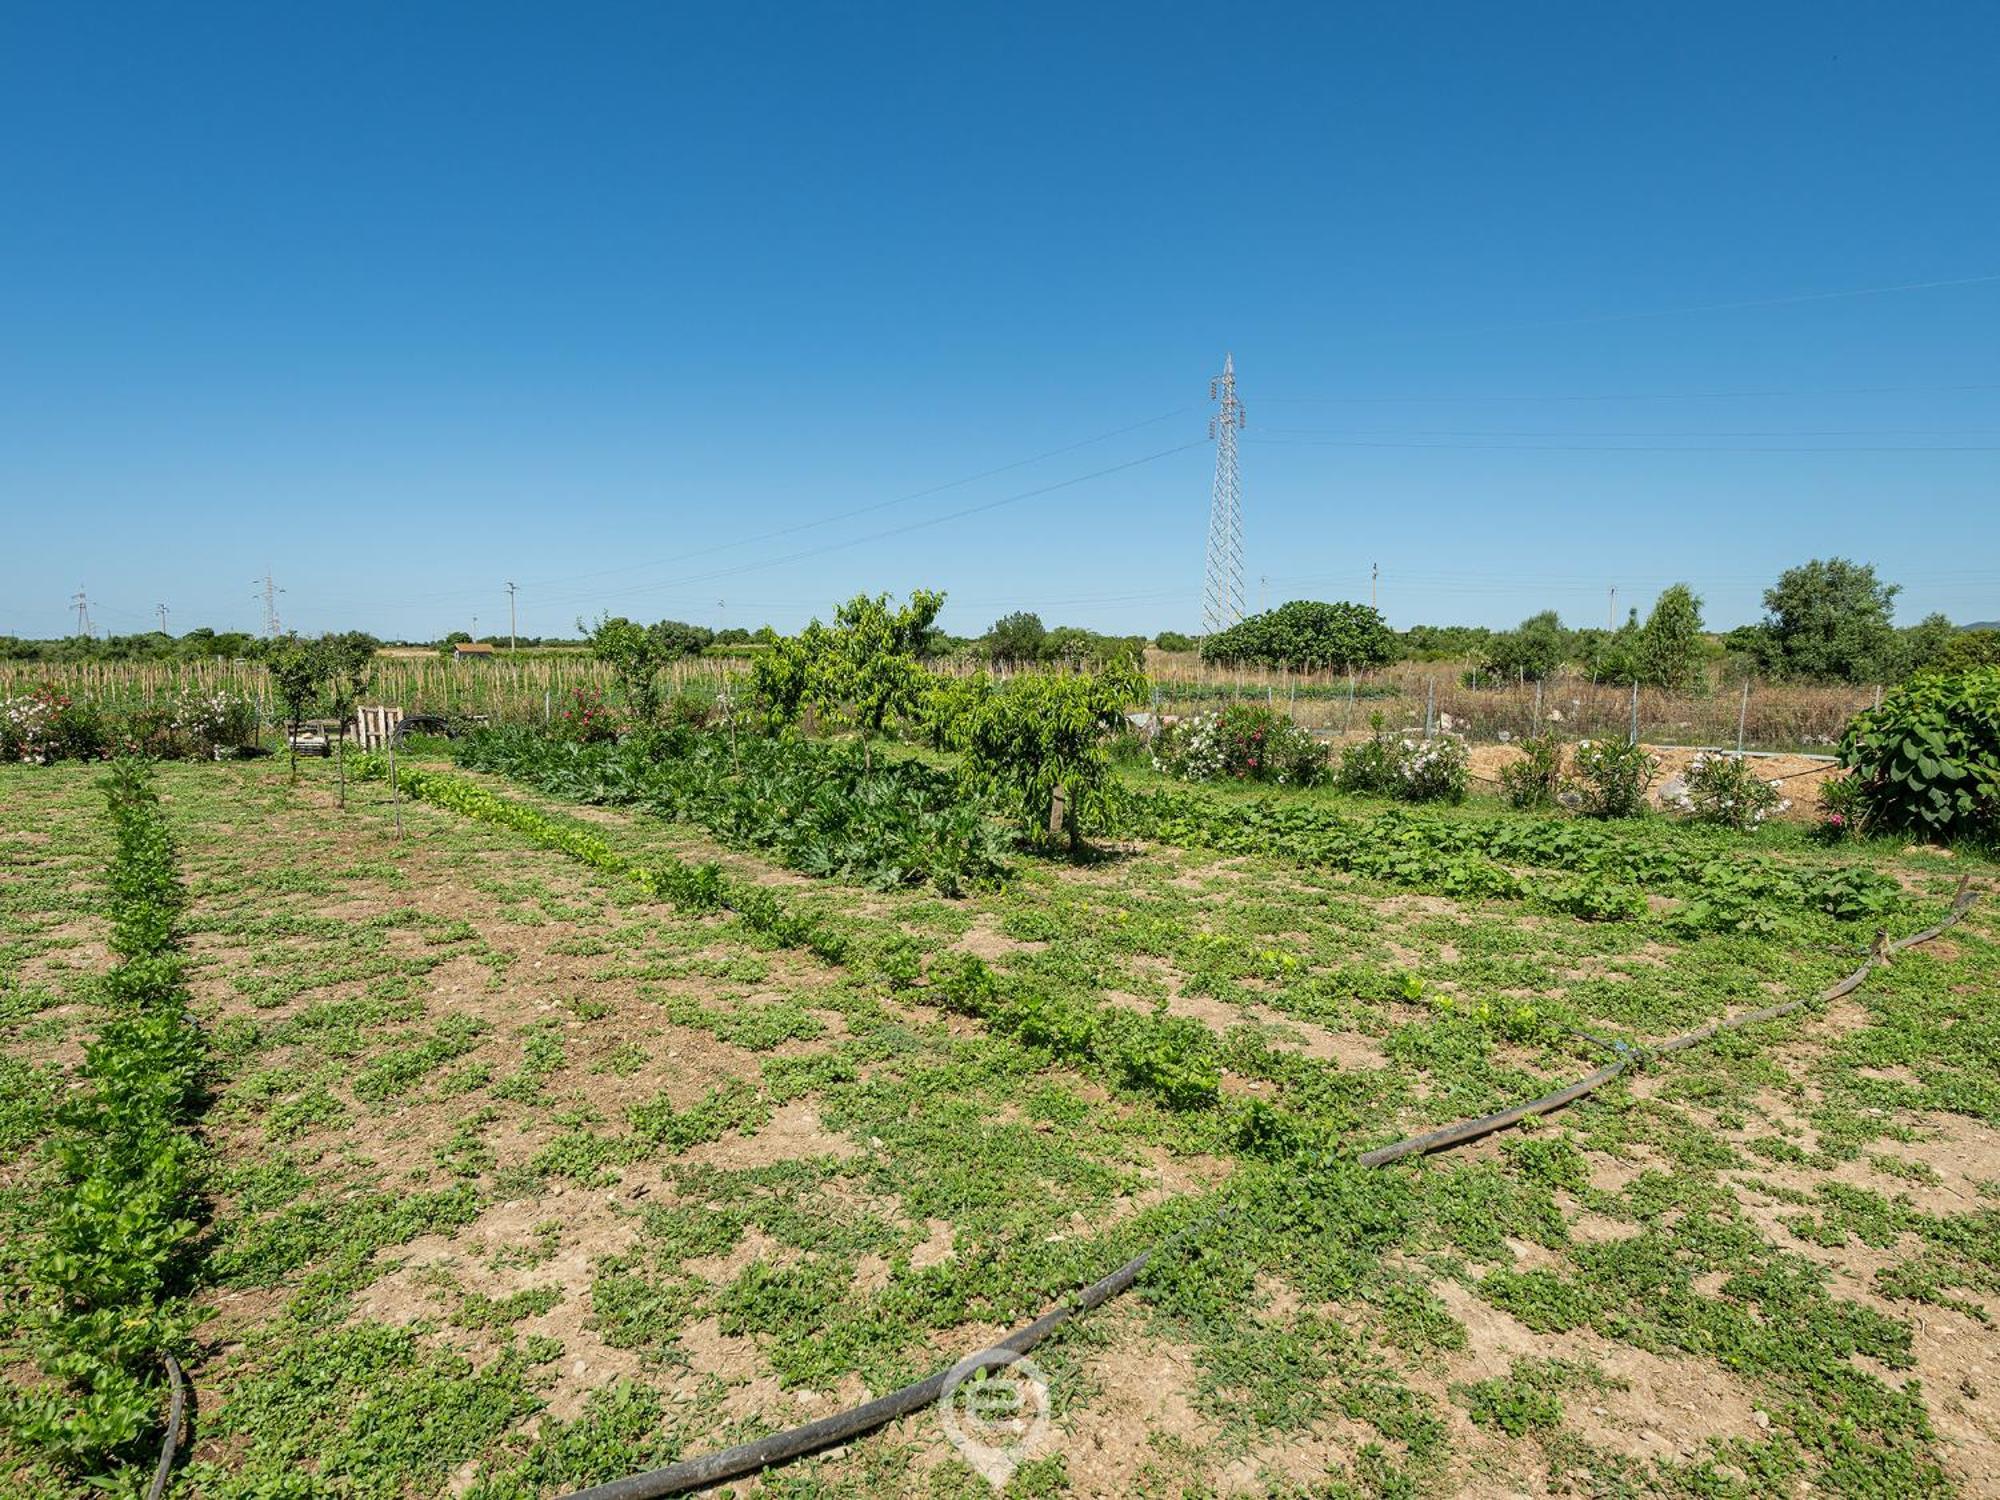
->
1400;624;1496;662
1042;625;1148;667
437;630;472;658
1483;612;1571;682
1939;629;2000;672
1760;558;1900;682
750;590;945;753
648;620;715;660
950;659;1144;852
985;612;1047;663
1201;600;1394;671
265;634;324;781
1640;584;1706;690
1888;612;1960;679
1153;630;1197;654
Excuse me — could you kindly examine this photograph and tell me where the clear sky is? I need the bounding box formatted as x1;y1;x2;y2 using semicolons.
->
3;2;1997;642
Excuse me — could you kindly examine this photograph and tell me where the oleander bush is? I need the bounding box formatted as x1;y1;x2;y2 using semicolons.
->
1564;739;1658;819
1667;751;1789;831
1153;705;1328;788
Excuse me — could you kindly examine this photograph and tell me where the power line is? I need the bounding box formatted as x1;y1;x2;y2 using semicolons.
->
1246;437;2000;453
1258;381;2000;406
529;439;1209;611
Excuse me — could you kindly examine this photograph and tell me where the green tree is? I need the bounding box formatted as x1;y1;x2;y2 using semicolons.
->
750;591;945;752
265;634;324;781
1484;611;1571;682
1640;584;1706;690
985;611;1047;663
1201;600;1394;670
648;620;715;660
1760;558;1900;682
1153;630;1197;653
951;659;1143;852
437;630;472;659
318;632;378;807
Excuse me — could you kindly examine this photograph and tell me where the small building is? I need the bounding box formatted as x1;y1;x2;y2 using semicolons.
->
453;641;497;662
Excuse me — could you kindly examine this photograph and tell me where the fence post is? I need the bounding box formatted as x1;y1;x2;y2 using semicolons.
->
1628;682;1640;747
388;734;402;839
1424;677;1436;739
1532;678;1542;736
1736;679;1750;754
1345;670;1356;733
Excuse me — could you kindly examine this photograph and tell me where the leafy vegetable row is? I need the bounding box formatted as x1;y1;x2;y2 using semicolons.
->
395;769;1224;1112
5;761;205;1477
452;727;1012;895
1119;784;1903;933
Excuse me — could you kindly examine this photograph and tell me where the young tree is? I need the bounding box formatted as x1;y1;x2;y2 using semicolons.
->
749;590;944;754
1760;558;1900;682
264;634;324;782
951;658;1143;853
585;615;667;723
318;631;378;807
1640;584;1706;690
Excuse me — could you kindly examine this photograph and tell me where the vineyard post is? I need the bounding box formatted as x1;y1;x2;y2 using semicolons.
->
544;690;552;726
1736;679;1751;754
1628;682;1640;747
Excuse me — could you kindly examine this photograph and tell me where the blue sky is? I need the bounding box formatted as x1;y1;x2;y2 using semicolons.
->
3;2;1996;642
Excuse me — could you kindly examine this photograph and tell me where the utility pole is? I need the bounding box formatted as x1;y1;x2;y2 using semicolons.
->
71;588;93;639
1371;562;1379;613
1200;353;1247;635
254;570;283;637
506;581;518;653
1258;575;1268;614
1607;586;1616;631
157;603;170;636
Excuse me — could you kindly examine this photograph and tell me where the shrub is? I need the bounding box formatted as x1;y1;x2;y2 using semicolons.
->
1397;734;1469;804
1667;752;1788;831
1815;770;1867;842
173;690;257;754
1564;739;1657;819
1498;732;1565;810
1838;666;2000;842
1;686;107;762
1334;717;1465;804
1153;705;1327;787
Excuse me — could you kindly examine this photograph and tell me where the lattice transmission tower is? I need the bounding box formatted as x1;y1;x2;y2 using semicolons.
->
1201;353;1246;635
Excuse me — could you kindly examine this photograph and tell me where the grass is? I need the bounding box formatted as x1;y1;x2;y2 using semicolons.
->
0;746;1995;1498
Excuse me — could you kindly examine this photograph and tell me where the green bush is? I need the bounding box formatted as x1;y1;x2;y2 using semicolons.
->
1498;732;1564;810
949;663;1141;851
1564;739;1657;819
1838;667;2000;842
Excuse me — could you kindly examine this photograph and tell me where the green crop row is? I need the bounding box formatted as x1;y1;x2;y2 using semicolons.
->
452;727;1013;895
397;769;1223;1113
1119;784;1903;934
3;761;206;1477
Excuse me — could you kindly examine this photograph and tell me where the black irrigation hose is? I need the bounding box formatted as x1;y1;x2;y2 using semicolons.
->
1359;874;1975;1167
557;875;1979;1500
145;1354;187;1500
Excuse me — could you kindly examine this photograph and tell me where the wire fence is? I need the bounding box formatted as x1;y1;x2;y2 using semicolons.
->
2;650;1877;753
